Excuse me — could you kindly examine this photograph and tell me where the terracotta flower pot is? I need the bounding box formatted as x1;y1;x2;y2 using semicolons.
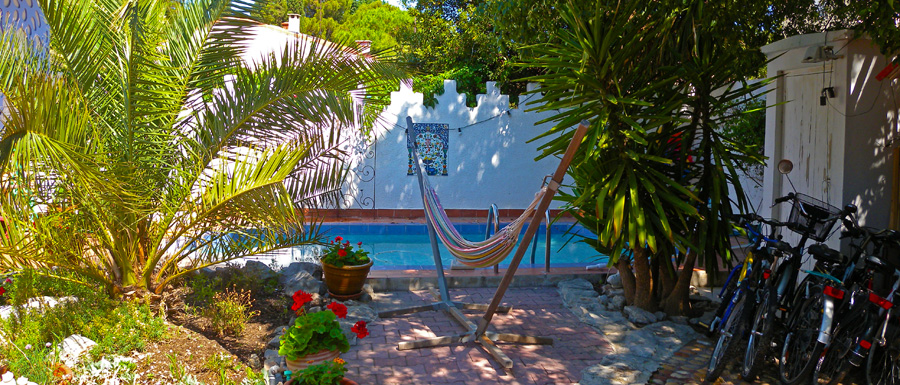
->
322;259;373;299
284;349;341;372
284;378;358;385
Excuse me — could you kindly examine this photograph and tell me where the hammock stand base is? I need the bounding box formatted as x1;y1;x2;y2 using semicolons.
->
378;118;590;370
378;287;549;369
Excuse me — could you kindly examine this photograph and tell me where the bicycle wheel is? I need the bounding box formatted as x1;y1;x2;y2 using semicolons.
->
710;272;740;335
812;318;863;385
706;293;748;382
780;291;825;385
867;318;900;385
742;285;777;381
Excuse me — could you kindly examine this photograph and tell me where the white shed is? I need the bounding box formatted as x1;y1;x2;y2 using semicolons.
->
762;30;900;250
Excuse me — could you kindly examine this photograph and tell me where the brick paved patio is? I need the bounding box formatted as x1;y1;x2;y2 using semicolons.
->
344;287;612;384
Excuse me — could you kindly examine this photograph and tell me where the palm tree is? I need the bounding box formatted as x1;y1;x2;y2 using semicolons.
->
0;0;404;296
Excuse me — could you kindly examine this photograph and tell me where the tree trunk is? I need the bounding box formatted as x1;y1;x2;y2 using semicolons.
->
659;252;676;299
662;249;699;316
632;246;655;311
617;257;636;305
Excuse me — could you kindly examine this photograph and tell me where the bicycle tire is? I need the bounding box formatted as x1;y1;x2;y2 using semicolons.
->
709;273;739;336
780;291;825;385
812;320;861;385
867;318;900;385
742;285;777;381
706;293;748;382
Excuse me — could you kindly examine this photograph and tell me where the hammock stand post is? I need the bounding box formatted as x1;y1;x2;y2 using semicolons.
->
379;117;590;370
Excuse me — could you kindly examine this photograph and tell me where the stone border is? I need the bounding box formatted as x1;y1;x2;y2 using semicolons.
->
557;279;702;385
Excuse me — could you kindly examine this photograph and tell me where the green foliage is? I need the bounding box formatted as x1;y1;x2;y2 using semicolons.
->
204;353;241;385
278;310;349;360
203;287;260;337
522;0;767;312
0;293;167;381
0;0;405;297
721;98;766;156
296;359;347;385
320;236;370;267
336;1;413;52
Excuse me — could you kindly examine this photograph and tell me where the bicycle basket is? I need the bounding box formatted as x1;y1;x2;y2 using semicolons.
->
786;193;841;242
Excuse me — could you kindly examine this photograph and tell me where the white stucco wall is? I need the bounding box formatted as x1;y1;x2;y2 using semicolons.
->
762;30;899;250
363;80;570;210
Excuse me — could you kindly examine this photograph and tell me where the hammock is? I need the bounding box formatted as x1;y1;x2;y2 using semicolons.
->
381;117;589;370
419;173;545;268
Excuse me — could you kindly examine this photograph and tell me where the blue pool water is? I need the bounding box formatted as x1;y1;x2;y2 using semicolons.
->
254;223;608;269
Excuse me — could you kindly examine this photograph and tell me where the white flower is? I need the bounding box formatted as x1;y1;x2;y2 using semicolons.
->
24;344;31;350
45;342;52;348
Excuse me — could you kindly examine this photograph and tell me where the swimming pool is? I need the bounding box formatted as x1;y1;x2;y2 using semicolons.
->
246;223;607;270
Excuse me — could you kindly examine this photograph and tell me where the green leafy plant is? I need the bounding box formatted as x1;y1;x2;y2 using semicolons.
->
320;236;370;267
204;288;259;337
295;358;347;385
279;291;351;361
279;308;349;361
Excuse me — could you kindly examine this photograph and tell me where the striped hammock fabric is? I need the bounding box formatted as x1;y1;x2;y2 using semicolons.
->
420;175;545;268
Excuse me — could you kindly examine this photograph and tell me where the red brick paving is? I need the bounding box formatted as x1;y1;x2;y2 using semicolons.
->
346;287;612;384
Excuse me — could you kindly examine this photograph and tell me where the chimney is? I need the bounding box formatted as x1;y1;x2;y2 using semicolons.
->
355;40;371;54
287;14;300;33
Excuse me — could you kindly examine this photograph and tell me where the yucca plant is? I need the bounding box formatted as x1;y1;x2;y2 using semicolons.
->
523;0;765;314
0;0;405;296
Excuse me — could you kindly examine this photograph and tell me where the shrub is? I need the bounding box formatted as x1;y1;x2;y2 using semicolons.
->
0;291;167;381
203;288;259;337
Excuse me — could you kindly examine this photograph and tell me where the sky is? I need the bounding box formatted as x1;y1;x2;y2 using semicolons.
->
385;0;410;10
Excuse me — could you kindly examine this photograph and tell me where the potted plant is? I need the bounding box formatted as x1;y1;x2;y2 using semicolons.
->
320;236;373;300
284;358;359;385
280;291;350;371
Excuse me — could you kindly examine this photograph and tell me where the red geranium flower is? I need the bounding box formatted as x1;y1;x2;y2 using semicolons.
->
351;321;369;338
337;249;347;257
327;302;348;318
334;236;343;242
291;290;313;312
0;287;5;296
357;242;362;246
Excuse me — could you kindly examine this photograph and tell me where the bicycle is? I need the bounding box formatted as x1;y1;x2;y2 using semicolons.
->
775;193;852;385
705;212;788;382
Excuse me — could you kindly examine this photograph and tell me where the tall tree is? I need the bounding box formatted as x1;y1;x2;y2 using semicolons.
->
336;1;413;52
0;0;405;296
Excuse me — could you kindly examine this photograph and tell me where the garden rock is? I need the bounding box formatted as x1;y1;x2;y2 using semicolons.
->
606;295;626;311
624;306;657;324
654;311;666;321
558;279;599;308
243;260;276;281
267;334;282;349
0;296;78;320
264;349;279;363
607;273;622;289
58;334;97;367
248;354;261;370
280;262;322;281
281;270;325;298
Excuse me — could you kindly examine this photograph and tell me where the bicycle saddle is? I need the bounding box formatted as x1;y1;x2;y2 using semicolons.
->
808;243;844;265
865;255;893;273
